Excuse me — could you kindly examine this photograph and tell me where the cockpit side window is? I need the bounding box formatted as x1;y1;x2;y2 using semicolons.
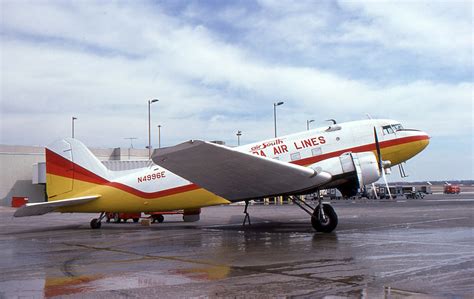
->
382;125;394;135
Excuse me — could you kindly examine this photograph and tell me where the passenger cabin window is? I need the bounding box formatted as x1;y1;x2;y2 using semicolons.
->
290;152;301;161
312;147;322;156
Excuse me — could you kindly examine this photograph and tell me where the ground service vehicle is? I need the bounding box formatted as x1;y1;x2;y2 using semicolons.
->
444;185;460;194
105;212;140;223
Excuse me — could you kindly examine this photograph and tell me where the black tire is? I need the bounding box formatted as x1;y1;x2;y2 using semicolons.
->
157;215;164;223
114;214;120;223
90;218;101;229
133;218;139;223
311;204;338;233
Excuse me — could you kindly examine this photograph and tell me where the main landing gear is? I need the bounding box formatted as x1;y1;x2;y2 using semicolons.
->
242;200;251;226
90;212;106;229
289;195;338;233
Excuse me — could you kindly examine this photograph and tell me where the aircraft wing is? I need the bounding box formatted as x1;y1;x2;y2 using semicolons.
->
152;140;332;201
13;195;100;217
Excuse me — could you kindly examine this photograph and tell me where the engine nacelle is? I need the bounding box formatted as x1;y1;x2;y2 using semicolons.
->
353;152;382;186
310;152;382;197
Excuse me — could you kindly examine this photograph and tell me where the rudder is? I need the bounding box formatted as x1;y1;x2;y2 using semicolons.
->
46;138;110;200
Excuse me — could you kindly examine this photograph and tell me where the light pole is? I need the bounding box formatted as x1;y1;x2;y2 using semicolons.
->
157;125;162;149
273;101;284;138
148;99;159;159
124;137;137;160
124;137;137;148
236;130;242;146
72;117;77;138
306;119;314;130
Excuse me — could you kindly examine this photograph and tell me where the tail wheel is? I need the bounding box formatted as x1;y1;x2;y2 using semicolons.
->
311;204;338;233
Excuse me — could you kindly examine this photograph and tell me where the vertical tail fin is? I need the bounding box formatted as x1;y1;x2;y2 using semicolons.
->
46;138;110;200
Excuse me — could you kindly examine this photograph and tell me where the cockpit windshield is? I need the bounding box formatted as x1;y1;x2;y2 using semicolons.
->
382;123;404;135
392;124;403;131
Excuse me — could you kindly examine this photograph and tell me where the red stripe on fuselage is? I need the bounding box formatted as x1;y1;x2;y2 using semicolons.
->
107;182;200;199
292;135;428;166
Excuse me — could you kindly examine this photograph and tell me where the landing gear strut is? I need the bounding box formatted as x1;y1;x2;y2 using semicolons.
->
90;212;106;229
242;200;251;226
290;195;338;233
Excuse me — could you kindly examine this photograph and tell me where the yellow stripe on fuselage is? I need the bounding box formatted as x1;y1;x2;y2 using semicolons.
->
47;174;230;213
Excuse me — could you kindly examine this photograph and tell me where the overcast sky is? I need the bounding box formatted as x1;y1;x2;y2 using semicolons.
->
1;0;472;181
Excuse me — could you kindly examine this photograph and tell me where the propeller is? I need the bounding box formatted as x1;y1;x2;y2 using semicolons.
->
373;127;392;200
373;127;383;173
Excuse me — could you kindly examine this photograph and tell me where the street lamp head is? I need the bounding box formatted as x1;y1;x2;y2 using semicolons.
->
236;130;242;136
308;119;315;123
150;99;159;104
72;117;77;120
274;101;284;106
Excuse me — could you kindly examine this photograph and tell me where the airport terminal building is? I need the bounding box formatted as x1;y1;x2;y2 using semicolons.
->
0;144;150;206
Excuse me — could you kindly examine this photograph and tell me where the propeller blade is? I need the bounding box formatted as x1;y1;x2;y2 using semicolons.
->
373;127;383;173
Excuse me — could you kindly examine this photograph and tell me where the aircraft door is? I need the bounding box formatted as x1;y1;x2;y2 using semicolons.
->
339;153;356;173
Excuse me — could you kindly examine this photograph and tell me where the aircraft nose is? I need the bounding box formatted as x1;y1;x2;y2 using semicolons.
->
416;130;430;152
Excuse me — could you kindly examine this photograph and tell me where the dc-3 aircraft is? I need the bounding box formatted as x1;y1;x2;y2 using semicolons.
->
14;119;429;233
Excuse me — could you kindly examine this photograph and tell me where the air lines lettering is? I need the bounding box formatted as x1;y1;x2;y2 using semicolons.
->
294;136;326;150
251;138;286;157
137;171;166;183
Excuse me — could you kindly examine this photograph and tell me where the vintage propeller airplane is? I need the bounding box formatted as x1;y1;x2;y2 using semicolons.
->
14;119;429;233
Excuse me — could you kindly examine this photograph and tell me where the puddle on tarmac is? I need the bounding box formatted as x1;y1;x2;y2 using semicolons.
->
172;265;231;281
45;275;102;297
41;271;198;297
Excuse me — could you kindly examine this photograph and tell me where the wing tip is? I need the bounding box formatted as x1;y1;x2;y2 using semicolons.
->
13;206;50;217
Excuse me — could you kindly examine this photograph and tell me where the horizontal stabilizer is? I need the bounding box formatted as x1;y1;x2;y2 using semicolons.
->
13;195;100;217
152;140;332;201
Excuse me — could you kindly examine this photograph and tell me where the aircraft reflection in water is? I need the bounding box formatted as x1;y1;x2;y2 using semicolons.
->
15;119;429;232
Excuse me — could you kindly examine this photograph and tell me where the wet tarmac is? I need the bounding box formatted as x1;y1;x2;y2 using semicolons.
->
1;194;473;298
